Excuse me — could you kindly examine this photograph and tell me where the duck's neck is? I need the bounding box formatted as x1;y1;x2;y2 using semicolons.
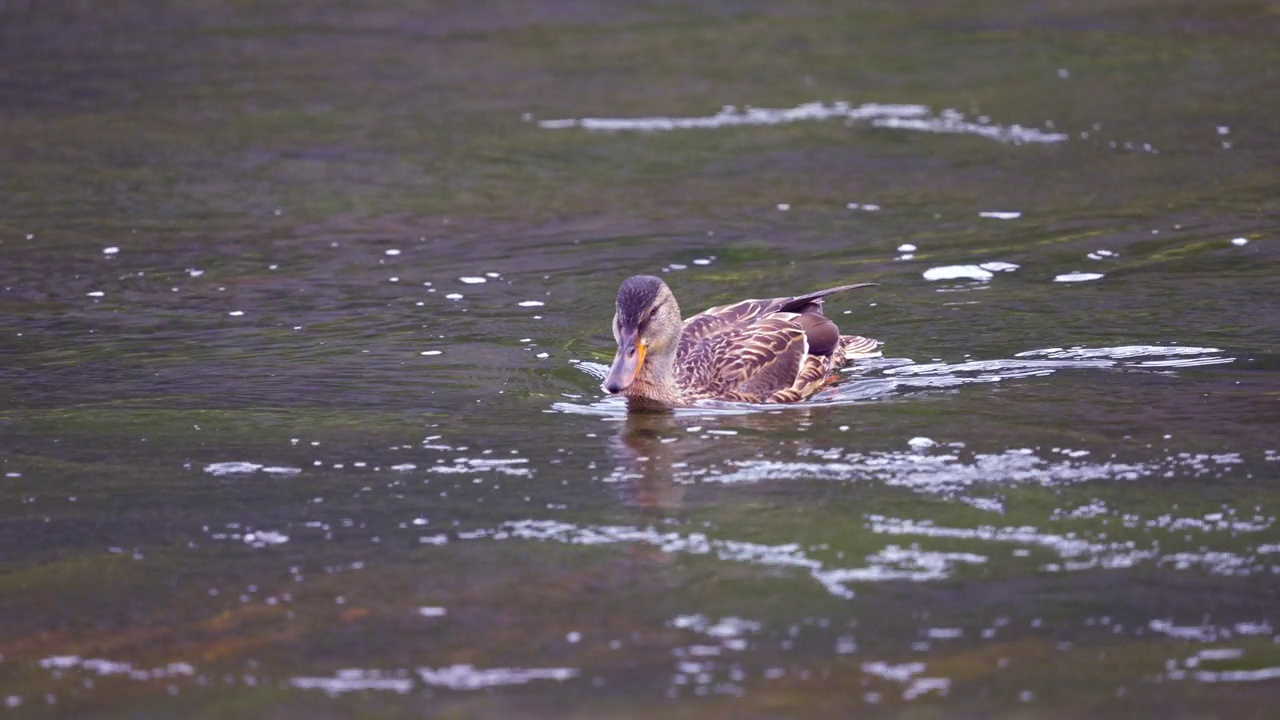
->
625;346;682;409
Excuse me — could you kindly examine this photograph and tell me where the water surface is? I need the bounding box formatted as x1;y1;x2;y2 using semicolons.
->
2;1;1279;717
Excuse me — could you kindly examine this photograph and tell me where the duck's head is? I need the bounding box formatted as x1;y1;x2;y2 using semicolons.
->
604;275;683;394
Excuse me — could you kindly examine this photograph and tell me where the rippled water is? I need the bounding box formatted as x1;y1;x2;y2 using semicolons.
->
2;1;1279;717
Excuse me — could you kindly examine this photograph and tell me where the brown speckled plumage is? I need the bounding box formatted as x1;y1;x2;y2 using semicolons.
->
603;276;881;409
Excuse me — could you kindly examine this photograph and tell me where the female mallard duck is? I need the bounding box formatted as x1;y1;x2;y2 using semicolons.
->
604;275;881;409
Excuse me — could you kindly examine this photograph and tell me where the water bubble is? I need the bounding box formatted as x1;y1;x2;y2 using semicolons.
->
978;262;1020;273
923;265;993;282
1054;272;1104;283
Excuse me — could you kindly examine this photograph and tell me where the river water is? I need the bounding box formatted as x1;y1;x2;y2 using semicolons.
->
2;1;1278;717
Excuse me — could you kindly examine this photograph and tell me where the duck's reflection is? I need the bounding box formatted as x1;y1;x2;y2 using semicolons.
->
605;406;819;511
607;412;688;511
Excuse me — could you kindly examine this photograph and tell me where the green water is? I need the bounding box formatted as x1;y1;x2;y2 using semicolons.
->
2;1;1278;717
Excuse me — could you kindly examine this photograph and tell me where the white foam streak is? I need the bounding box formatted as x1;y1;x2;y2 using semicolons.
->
204;461;263;475
38;655;194;681
243;530;289;547
417;664;578;689
1193;667;1280;683
540;102;1065;144
871;517;1102;558
1016;345;1222;360
874;113;1067;144
862;661;926;682
458;519;995;599
290;669;413;695
541;102;927;131
204;462;302;477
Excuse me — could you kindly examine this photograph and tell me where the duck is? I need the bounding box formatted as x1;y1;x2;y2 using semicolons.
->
603;275;881;409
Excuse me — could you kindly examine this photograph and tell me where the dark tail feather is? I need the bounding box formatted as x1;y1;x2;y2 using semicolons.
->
797;313;841;355
779;282;878;314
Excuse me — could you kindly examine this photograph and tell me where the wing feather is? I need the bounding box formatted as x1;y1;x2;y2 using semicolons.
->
673;283;881;404
719;319;808;402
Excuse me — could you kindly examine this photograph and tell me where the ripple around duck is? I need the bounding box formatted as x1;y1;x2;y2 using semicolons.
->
553;345;1235;415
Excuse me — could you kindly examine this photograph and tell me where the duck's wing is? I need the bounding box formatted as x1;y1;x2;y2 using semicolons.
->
678;314;810;402
679;298;770;351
